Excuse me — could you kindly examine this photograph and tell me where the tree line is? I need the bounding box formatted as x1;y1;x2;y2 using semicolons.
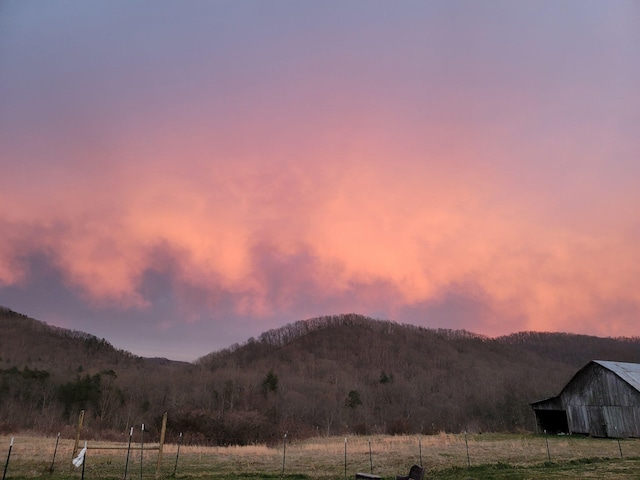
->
3;309;640;444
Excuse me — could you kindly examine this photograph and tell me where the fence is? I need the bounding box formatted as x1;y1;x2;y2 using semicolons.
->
2;430;640;479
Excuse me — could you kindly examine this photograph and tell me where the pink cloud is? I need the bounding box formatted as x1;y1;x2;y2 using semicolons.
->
2;94;640;340
1;2;639;358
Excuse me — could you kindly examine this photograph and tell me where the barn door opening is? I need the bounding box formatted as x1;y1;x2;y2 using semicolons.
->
535;409;569;434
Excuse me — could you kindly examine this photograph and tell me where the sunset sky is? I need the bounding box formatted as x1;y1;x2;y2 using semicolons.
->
1;1;639;361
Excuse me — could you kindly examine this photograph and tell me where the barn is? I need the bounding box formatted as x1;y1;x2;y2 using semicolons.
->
530;360;640;438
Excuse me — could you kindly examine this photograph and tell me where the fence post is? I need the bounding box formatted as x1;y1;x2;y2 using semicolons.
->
617;437;623;459
464;431;470;467
71;410;85;471
544;430;551;462
172;433;182;478
156;413;168;480
123;426;134;480
344;437;347;480
615;427;623;459
281;433;287;475
80;442;86;480
140;424;145;480
2;437;13;480
50;432;60;474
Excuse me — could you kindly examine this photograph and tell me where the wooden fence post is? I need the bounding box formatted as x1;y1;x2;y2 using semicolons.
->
155;413;168;480
71;410;85;472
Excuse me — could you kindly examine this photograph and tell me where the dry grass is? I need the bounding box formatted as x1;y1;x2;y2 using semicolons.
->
1;432;639;479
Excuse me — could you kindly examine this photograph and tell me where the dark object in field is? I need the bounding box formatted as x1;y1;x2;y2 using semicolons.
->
395;464;424;480
355;473;381;479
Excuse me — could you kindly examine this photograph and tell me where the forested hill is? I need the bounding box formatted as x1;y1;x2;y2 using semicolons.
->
0;306;143;375
496;330;640;367
0;306;189;371
2;308;640;444
0;306;196;436
193;314;640;441
199;314;640;370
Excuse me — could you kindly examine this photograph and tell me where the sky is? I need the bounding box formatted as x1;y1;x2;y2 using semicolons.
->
1;1;639;361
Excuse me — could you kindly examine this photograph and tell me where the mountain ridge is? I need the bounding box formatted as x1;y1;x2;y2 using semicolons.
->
2;306;640;444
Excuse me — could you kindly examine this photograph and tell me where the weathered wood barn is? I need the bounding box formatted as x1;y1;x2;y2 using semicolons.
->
530;360;640;438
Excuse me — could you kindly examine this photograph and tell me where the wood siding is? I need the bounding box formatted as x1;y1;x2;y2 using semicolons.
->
561;364;640;437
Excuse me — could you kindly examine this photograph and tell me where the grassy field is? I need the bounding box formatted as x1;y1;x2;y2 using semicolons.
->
1;432;640;479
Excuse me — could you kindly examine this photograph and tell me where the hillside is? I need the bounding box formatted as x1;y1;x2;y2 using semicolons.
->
0;306;196;436
0;306;144;375
496;330;640;366
193;314;640;442
2;308;640;444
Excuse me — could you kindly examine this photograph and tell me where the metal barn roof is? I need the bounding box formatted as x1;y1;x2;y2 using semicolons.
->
594;360;640;393
530;360;640;407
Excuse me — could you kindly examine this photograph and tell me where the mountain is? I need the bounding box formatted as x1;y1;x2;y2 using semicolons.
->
0;306;142;375
2;307;640;444
193;314;640;441
0;306;196;437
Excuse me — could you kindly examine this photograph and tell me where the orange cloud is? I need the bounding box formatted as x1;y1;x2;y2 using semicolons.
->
2;104;640;341
2;4;639;343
